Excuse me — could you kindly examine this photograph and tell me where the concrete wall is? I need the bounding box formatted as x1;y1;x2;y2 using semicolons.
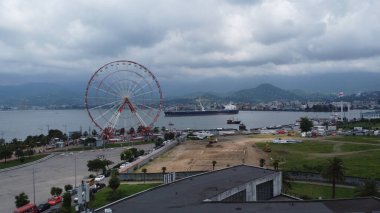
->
119;171;205;181
210;171;282;201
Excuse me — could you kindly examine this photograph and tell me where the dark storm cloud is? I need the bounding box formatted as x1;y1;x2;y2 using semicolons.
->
0;0;380;84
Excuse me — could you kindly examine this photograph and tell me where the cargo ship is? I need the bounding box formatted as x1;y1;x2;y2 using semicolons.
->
164;101;239;117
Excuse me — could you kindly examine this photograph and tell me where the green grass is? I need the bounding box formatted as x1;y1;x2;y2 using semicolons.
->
258;139;380;178
326;136;380;144
340;143;380;152
339;150;380;178
88;183;160;209
0;154;49;169
288;182;355;200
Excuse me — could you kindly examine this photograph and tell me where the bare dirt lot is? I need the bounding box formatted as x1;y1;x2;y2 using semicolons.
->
141;135;274;172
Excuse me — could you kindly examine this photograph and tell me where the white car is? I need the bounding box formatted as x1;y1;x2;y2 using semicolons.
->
119;162;130;169
95;175;105;182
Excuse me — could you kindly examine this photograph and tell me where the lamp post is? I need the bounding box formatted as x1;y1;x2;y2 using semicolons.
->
74;154;77;188
33;167;35;204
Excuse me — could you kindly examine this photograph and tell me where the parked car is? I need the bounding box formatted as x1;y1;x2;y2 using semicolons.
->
48;196;62;205
95;175;105;182
37;203;50;212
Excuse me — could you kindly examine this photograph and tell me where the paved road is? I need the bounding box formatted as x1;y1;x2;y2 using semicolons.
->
0;144;154;213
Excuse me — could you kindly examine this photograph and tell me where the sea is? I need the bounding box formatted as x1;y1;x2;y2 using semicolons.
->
0;109;369;141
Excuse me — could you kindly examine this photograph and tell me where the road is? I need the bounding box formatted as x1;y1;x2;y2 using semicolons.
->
0;144;154;213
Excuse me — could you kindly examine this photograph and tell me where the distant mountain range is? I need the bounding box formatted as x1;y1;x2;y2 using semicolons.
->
0;83;83;107
0;82;379;107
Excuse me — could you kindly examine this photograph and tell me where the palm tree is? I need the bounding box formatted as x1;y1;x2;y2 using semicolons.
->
259;158;265;167
162;166;167;174
212;160;217;170
355;179;380;197
321;157;345;199
273;159;280;171
142;168;147;184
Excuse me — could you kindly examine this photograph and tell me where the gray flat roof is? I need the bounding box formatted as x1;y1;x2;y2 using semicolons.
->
96;165;380;213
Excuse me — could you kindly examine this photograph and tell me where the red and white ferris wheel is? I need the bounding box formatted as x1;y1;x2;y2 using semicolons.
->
85;60;163;139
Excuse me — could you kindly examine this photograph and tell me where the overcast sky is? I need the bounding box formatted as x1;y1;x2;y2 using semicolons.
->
1;0;380;85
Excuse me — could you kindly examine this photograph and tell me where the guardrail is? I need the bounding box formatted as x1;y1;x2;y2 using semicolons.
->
118;136;186;173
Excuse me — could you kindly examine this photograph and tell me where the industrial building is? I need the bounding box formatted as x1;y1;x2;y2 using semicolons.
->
95;165;380;213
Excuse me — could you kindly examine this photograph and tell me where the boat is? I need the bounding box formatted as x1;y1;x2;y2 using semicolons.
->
227;117;241;124
164;100;239;117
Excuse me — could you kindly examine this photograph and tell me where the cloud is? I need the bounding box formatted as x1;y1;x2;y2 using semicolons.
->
0;0;379;85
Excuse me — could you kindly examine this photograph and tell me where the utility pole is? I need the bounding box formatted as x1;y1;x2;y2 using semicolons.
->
33;167;36;204
74;155;77;188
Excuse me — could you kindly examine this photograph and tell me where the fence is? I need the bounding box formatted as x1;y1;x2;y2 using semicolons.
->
285;171;380;186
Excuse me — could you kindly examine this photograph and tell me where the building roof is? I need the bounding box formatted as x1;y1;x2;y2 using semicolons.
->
95;165;380;213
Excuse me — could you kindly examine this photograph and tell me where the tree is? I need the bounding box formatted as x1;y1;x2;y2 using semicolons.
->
355;179;380;197
212;160;217;170
273;159;280;171
108;171;120;191
153;127;159;133
161;126;166;132
259;158;266;167
48;129;64;139
64;184;73;192
121;149;134;162
92;129;98;136
142;168;147;184
321;157;345;199
0;145;13;163
62;192;72;210
164;132;175;141
128;127;135;135
119;128;125;136
50;187;63;196
162;166;167;174
300;117;313;132
71;132;82;140
87;159;106;175
15;192;29;208
137;125;145;134
83;131;89;137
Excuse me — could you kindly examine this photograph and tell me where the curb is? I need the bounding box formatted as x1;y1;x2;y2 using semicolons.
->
0;153;57;173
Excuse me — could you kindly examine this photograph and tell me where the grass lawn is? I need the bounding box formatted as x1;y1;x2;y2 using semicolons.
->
0;154;49;169
326;136;380;144
288;182;355;200
257;139;380;178
88;183;160;209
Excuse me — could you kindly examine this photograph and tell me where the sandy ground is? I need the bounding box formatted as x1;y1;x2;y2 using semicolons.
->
141;135;273;173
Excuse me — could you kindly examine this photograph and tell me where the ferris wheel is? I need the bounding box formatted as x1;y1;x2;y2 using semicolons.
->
85;60;163;139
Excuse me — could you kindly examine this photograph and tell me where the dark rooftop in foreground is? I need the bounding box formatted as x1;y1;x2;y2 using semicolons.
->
96;165;380;213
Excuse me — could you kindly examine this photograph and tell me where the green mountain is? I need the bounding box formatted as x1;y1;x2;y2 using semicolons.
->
230;83;301;103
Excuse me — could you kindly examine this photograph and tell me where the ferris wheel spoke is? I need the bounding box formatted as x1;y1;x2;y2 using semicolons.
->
131;90;154;99
95;87;121;99
93;101;122;122
130;79;155;96
137;108;156;122
100;80;123;97
89;99;122;111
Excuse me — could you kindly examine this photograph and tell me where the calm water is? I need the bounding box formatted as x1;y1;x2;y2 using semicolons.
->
0;109;366;141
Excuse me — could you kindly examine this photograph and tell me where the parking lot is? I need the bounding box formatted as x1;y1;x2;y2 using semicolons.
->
0;144;154;213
